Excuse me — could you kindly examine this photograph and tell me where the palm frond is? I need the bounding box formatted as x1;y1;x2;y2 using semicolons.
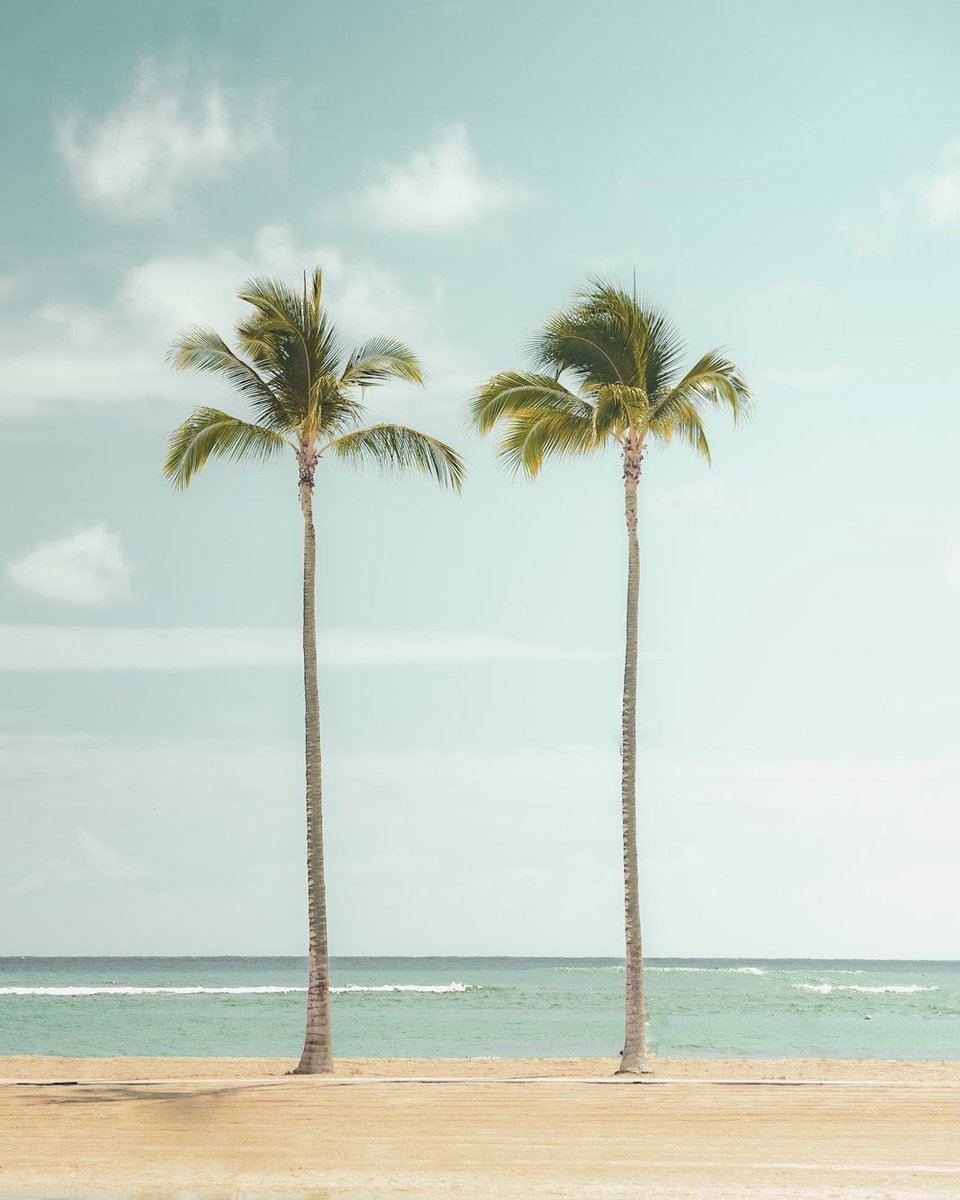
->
469;371;594;435
304;376;368;439
683;416;712;463
168;327;295;431
575;281;687;396
638;310;686;398
589;383;648;438
654;349;751;428
648;398;712;465
163;407;293;490
237;275;307;334
236;275;344;407
309;266;324;315
322;423;465;492
472;277;749;477
534;308;637;387
495;410;599;478
168;268;437;480
340;337;424;388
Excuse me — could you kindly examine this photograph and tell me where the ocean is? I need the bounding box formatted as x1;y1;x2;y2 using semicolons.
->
1;957;957;1059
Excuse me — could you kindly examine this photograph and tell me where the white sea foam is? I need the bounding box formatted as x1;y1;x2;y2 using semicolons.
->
331;983;469;994
0;986;304;996
650;966;766;975
794;983;938;995
553;965;625;973
0;982;470;997
554;964;767;975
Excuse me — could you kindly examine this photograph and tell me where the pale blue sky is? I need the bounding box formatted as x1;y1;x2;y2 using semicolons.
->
1;0;959;957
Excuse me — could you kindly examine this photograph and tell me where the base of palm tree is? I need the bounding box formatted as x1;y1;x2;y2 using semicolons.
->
616;1049;651;1075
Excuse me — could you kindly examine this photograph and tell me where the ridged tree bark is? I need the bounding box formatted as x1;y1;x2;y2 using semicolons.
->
618;441;646;1074
293;462;333;1074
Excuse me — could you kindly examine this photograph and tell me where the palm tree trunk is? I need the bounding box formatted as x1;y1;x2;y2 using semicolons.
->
293;476;333;1073
617;448;646;1074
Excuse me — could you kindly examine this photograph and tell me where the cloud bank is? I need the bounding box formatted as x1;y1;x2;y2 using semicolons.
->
7;525;131;606
0;223;477;417
351;126;522;232
55;60;270;219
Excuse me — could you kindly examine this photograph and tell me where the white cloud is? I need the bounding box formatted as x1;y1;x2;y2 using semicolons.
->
847;141;960;245
0;625;604;671
350;125;522;231
7;526;131;607
0;224;480;417
120;225;435;347
917;139;960;227
55;60;270;219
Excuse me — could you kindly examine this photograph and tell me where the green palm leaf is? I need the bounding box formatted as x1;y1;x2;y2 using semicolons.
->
649;396;712;463
470;371;594;434
340;337;424;388
322;423;465;492
655;349;751;426
162;407;292;490
472;277;751;471
237;272;343;413
589;383;650;437
168;327;295;431
535;309;636;386
166;266;461;488
574;281;687;396
496;409;598;478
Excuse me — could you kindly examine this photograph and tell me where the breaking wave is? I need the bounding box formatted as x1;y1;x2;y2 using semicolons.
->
554;965;766;975
793;983;938;995
332;983;469;994
553;965;625;973
0;982;471;997
650;966;766;975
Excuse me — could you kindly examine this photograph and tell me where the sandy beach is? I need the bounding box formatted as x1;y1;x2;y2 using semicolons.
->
3;1056;959;1197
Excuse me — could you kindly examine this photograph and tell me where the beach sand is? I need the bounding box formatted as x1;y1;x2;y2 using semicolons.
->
2;1056;959;1197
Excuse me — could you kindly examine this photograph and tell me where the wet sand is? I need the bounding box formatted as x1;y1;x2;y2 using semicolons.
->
2;1057;959;1197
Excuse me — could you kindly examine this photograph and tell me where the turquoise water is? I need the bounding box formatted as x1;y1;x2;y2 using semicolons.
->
1;957;958;1059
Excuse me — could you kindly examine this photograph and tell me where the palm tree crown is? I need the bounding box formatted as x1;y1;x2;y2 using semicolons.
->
164;268;464;491
470;280;750;475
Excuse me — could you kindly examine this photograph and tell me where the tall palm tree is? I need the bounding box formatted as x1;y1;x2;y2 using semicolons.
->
470;280;750;1074
163;268;464;1074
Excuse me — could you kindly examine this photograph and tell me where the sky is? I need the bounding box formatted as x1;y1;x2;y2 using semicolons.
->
1;0;959;958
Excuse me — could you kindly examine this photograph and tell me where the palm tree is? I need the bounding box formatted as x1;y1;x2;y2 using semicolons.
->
164;268;464;1074
470;280;750;1074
